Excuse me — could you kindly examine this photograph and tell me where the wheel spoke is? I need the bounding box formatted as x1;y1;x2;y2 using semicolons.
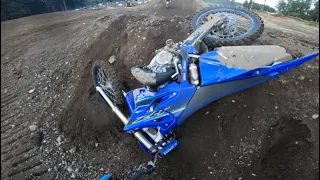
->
197;10;254;40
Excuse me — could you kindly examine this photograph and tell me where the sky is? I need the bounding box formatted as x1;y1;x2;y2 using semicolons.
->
236;0;279;8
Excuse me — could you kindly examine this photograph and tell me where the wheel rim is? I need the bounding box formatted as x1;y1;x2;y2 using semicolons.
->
196;9;255;40
95;66;117;105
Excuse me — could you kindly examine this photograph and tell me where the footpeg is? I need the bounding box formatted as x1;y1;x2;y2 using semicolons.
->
159;140;180;156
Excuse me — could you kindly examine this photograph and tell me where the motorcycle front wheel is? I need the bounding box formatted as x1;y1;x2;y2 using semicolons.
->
92;60;125;106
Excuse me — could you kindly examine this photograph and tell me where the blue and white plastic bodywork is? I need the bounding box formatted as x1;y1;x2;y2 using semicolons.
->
123;44;319;155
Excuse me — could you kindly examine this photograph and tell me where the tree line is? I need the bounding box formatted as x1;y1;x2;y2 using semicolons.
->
205;0;276;12
1;0;122;21
277;0;319;22
243;0;276;12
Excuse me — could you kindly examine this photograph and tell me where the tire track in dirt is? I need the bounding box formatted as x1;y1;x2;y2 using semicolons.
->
0;68;49;179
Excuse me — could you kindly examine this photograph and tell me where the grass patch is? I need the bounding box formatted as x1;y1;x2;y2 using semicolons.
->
303;21;319;27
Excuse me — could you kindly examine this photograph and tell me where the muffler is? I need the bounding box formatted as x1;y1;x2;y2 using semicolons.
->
96;87;155;152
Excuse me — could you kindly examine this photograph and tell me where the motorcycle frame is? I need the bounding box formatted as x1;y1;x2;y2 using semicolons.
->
97;43;318;155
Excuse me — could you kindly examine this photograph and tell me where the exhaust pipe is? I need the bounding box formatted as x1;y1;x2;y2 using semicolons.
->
96;87;155;152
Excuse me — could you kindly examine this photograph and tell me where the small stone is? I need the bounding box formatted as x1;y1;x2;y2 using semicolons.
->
29;88;35;93
298;76;305;81
83;23;86;25
57;136;62;144
67;166;73;173
252;173;257;176
71;173;76;178
29;124;37;131
95;142;99;147
275;106;278;109
208;166;212;170
143;37;146;40
48;168;51;172
312;114;319;119
209;172;213;174
11;124;15;128
109;55;116;64
205;111;209;115
69;147;77;154
232;100;236;103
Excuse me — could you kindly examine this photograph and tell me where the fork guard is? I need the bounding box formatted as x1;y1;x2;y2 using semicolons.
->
96;86;156;153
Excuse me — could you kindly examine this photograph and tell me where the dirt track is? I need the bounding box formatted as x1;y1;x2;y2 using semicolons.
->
1;0;319;179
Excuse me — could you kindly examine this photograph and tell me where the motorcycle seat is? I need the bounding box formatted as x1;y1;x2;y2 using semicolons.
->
215;45;293;70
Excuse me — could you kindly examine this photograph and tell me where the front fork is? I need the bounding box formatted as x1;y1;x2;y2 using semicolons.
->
96;86;180;156
96;86;155;152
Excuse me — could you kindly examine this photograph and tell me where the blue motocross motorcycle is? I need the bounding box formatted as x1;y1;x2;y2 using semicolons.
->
94;7;319;180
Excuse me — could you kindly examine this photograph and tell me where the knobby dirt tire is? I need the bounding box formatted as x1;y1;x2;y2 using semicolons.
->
92;60;125;105
192;7;264;49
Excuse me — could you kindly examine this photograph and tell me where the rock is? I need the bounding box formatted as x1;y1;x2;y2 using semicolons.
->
71;173;76;178
29;88;35;93
232;100;236;103
312;114;319;119
269;33;277;38
208;166;212;170
29;124;38;131
298;76;305;80
109;55;116;64
205;111;209;115
251;173;257;176
275;106;278;109
209;172;213;175
57;136;62;145
67;166;73;173
69;146;77;154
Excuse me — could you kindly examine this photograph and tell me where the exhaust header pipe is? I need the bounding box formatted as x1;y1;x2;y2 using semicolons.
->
96;87;155;152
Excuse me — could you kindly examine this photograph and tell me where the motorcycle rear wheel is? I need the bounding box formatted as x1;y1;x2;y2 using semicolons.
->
193;7;264;49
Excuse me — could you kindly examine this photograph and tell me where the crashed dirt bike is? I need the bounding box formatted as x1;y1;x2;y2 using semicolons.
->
94;7;319;180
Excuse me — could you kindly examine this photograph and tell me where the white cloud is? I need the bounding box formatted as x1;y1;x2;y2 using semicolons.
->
236;0;279;8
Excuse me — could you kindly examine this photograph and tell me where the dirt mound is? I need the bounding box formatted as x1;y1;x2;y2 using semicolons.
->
1;1;319;180
58;14;191;179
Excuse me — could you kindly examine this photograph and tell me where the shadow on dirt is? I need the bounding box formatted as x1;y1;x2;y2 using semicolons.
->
261;117;315;180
